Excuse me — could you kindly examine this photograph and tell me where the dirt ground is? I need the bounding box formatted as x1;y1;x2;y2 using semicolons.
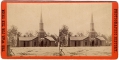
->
11;46;112;56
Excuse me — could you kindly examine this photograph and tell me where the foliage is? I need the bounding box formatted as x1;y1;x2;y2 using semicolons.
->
106;35;112;46
8;25;21;47
34;30;39;36
108;35;112;41
24;31;34;37
46;32;50;36
59;25;69;36
101;34;107;40
59;25;72;46
77;32;84;37
68;32;73;37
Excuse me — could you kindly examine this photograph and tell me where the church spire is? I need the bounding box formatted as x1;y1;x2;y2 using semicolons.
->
90;13;94;31
39;6;44;32
91;13;93;23
38;5;46;38
40;6;43;23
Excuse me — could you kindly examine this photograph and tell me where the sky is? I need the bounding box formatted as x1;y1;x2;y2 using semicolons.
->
7;3;112;36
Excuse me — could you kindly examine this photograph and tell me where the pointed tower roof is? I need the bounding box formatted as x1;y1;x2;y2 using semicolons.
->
89;13;98;38
40;6;43;23
90;13;95;32
38;5;46;39
91;13;93;23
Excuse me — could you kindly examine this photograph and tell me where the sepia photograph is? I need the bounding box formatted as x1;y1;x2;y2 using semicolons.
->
7;3;112;56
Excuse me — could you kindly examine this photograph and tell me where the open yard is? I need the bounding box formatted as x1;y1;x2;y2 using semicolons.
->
11;46;112;56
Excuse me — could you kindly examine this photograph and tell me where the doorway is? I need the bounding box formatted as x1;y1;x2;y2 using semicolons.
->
23;41;25;47
92;40;94;46
41;41;43;47
85;41;87;46
75;41;76;47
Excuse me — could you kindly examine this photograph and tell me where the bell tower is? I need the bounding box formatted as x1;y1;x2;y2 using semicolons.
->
38;8;46;39
89;14;97;46
88;14;98;46
89;14;97;38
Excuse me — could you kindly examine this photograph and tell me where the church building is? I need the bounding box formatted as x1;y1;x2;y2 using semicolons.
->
84;14;106;46
68;14;106;47
17;10;56;47
17;12;106;47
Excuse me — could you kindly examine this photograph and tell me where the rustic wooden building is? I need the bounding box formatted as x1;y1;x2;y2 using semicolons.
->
18;36;56;47
96;37;106;46
18;37;38;47
68;36;106;47
37;37;56;47
82;37;106;46
45;37;56;46
69;36;87;47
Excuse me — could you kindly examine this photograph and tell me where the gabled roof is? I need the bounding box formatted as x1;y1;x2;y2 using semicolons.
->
70;36;87;40
96;36;105;40
19;37;37;41
45;37;55;41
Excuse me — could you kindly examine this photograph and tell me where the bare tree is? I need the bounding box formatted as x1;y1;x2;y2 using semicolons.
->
108;35;112;41
34;30;39;36
74;35;77;37
68;32;73;37
97;32;101;36
107;34;112;46
47;32;50;36
77;32;84;37
24;31;34;37
85;31;89;36
101;34;107;40
17;32;22;37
